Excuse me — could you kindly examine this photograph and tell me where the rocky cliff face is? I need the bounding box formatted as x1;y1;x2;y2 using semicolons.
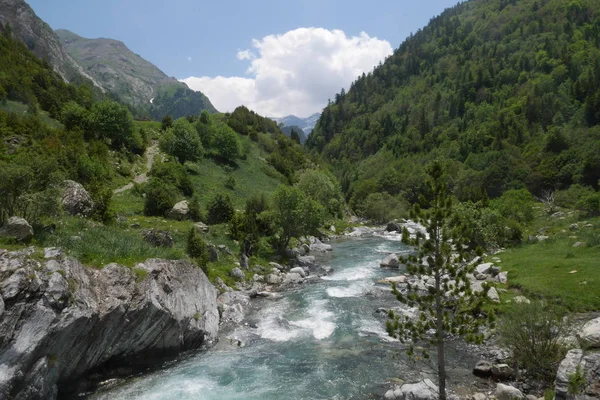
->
55;29;217;118
0;0;101;87
0;248;219;399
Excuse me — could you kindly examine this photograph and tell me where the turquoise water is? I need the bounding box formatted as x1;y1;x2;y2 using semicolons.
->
90;235;477;400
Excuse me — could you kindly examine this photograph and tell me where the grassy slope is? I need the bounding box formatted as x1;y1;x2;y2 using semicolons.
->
494;208;600;311
0;100;63;129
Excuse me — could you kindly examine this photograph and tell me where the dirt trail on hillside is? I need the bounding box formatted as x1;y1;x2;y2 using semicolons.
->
113;143;159;194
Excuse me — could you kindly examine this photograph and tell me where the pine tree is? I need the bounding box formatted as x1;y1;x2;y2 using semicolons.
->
386;161;495;400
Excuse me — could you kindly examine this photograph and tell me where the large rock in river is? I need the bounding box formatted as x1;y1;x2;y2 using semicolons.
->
380;253;399;268
0;250;219;399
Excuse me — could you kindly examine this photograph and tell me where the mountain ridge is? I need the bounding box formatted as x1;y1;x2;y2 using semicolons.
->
273;113;321;135
0;0;102;88
55;29;217;119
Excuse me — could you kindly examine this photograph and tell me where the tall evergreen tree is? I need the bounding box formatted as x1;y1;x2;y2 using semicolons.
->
386;161;494;400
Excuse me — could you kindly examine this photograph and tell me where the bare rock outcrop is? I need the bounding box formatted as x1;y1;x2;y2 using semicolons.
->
0;250;219;399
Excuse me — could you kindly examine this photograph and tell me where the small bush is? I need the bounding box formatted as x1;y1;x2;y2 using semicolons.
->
189;195;203;222
499;301;568;382
186;228;209;267
150;160;193;196
206;193;234;225
361;192;408;223
490;189;535;224
143;179;178;216
225;175;236;190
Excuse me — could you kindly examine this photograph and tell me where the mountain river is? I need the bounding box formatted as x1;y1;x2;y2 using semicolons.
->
89;233;480;399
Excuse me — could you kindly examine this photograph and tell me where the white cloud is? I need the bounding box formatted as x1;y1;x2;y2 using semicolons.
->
181;27;392;117
236;49;255;60
187;56;192;61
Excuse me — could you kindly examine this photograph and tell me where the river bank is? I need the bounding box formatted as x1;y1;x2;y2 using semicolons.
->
86;224;502;399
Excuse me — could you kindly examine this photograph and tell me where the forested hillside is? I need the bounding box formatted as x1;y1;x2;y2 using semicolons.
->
0;24;341;287
308;0;600;215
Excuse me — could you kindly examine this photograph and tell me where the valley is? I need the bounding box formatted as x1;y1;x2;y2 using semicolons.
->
1;0;600;399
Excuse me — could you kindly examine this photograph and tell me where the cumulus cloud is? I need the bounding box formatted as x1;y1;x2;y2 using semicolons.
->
236;49;256;60
181;27;392;117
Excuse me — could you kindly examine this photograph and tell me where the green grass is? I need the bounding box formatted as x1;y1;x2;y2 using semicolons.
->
186;135;285;209
0;100;63;129
496;216;600;312
37;217;185;267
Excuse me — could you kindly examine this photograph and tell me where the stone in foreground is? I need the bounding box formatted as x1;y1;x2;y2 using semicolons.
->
0;251;219;400
0;216;33;242
380;253;399;268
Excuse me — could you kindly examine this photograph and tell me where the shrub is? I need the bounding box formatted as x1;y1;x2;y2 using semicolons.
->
361;192;408;223
143;179;178;216
225;175;236;190
213;123;241;161
499;301;568;382
186;228;209;267
490;189;535;224
150;160;194;196
206;193;234;225
160;118;203;164
87;100;135;150
296;170;344;218
189;195;202;222
555;184;595;209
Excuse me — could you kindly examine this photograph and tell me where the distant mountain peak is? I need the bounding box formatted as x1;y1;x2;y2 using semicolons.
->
272;113;321;135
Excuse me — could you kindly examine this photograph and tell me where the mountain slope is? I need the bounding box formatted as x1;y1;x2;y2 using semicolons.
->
273;113;320;135
0;0;101;87
307;0;600;207
56;29;217;119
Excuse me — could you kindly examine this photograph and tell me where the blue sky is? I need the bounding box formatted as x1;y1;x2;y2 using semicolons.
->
28;0;460;117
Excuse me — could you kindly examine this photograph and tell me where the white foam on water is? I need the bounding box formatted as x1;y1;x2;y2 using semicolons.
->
356;318;398;342
255;298;304;342
321;264;374;282
326;283;366;298
289;299;336;340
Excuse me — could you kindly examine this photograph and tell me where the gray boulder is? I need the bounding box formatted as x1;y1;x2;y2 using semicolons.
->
0;216;33;242
61;180;94;217
142;229;173;247
495;383;524;400
217;292;250;324
0;253;219;400
194;222;209;234
487;287;500;303
491;363;514;380
401;379;438;400
386;221;402;232
380;253;399;268
289;267;306;278
475;263;493;275
282;272;304;285
579;317;600;349
43;247;63;259
473;360;493;378
497;272;508;284
230;267;245;280
166;200;189;220
555;349;583;400
555;350;600;399
309;238;332;252
266;273;282;285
